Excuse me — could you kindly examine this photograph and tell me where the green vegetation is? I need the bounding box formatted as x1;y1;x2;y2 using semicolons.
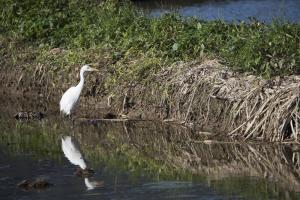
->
1;0;299;77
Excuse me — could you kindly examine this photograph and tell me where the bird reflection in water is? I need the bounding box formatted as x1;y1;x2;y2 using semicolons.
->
61;136;104;190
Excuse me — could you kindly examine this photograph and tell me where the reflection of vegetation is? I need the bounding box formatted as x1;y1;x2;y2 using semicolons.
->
0;120;63;162
1;0;299;78
1;117;300;199
0;118;191;181
76;120;300;199
211;177;278;200
122;121;300;192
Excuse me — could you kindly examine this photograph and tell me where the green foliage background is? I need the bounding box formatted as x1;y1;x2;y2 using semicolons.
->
1;0;300;77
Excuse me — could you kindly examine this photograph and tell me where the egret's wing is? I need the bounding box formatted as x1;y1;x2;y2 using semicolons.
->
59;86;80;114
60;87;75;107
61;136;87;169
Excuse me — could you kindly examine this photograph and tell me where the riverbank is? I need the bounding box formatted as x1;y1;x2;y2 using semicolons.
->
1;0;299;142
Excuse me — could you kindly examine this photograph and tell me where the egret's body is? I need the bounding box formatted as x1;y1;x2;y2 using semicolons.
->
61;136;104;190
61;136;87;169
59;65;98;116
60;86;80;116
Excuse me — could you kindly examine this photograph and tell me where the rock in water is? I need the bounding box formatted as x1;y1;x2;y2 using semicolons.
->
17;179;52;190
30;179;53;189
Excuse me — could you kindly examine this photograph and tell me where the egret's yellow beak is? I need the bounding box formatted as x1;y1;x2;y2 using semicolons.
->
88;63;99;72
90;67;99;72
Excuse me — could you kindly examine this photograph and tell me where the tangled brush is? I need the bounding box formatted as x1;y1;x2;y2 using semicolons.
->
156;60;300;141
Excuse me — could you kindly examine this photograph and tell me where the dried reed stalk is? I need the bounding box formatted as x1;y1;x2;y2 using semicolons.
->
156;60;300;141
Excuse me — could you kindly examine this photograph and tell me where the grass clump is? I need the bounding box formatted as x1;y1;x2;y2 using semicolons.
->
1;0;299;77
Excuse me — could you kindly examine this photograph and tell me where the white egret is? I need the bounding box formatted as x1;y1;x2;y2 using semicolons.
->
61;136;103;190
59;65;98;117
61;136;87;169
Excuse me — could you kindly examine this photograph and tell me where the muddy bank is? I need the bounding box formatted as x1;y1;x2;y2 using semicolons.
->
1;52;299;141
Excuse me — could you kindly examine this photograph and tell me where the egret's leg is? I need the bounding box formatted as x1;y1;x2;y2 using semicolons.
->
70;128;75;137
60;112;66;123
69;113;75;127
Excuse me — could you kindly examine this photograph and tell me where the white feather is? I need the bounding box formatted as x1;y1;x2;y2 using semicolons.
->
60;87;80;115
59;65;98;116
61;136;87;169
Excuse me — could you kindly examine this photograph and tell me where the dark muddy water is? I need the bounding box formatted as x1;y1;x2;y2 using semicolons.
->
134;0;300;23
1;96;300;200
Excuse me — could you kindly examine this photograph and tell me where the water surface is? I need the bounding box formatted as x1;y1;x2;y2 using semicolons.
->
134;0;300;23
1;96;300;199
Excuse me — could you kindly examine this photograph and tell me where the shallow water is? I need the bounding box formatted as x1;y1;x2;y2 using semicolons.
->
134;0;300;23
1;96;300;199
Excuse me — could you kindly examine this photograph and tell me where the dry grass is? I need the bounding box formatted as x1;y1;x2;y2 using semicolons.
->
1;38;299;142
155;60;300;141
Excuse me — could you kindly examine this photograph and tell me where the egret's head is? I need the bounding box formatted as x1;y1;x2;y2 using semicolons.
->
81;65;99;73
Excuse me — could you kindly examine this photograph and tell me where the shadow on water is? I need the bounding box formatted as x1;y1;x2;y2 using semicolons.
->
1;96;300;199
134;0;300;23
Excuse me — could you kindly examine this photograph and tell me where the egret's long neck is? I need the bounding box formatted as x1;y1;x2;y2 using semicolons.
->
77;70;85;91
